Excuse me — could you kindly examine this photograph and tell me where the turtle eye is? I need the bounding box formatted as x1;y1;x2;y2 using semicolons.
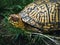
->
11;16;19;22
9;14;19;22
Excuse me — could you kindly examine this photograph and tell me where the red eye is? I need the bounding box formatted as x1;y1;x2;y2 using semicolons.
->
9;14;19;22
11;16;19;22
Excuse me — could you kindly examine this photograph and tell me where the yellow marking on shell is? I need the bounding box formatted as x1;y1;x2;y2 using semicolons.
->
34;0;49;5
55;4;59;22
27;3;36;9
38;4;49;23
30;20;35;25
48;3;58;22
40;4;47;12
37;7;41;12
29;10;38;22
33;12;38;21
42;17;45;23
29;10;35;16
24;3;36;12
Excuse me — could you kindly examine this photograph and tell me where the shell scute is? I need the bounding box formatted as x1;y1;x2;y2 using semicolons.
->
19;2;58;29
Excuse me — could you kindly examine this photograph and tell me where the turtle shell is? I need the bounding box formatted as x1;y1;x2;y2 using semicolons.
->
19;2;58;29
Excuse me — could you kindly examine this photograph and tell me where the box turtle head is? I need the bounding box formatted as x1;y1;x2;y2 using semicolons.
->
8;14;25;29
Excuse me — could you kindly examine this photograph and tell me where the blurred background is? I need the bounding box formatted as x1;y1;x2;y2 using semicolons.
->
0;0;60;45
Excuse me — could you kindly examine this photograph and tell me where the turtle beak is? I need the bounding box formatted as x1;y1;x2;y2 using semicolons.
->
8;16;11;21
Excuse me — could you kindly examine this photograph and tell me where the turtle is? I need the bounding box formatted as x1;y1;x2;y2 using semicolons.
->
8;0;60;33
